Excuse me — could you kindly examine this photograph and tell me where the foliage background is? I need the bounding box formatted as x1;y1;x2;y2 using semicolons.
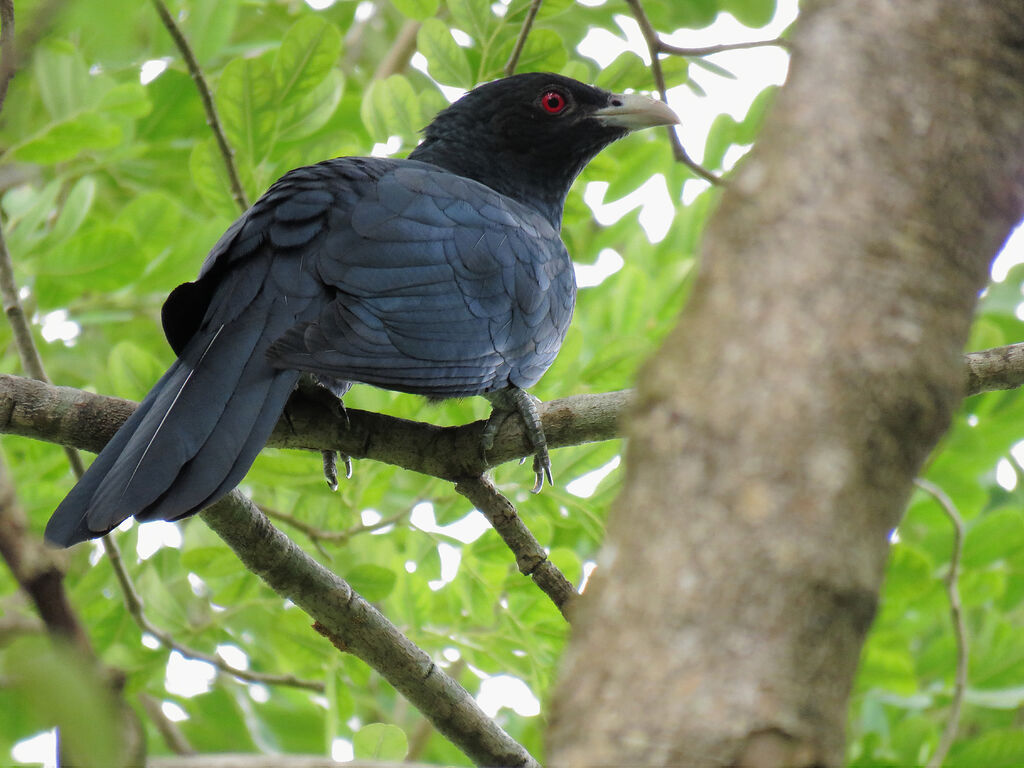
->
1;0;1023;764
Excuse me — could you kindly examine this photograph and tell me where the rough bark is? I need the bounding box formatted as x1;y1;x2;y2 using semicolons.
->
548;1;1024;765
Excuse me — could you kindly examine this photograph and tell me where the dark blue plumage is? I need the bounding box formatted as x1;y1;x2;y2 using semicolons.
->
46;73;678;546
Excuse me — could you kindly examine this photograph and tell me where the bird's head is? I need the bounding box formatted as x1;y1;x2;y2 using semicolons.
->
409;72;679;226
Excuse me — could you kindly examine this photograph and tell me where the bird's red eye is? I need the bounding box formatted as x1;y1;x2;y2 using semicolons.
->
540;90;567;114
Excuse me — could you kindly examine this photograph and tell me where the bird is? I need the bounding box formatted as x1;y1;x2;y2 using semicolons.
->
45;72;679;547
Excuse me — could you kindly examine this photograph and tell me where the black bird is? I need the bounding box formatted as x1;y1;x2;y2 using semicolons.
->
45;73;679;547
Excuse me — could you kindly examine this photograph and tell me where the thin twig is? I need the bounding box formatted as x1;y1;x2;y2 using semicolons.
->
658;37;788;57
13;0;67;71
915;478;968;768
0;0;14;115
149;0;248;213
265;506;409;551
139;693;196;757
102;536;325;692
0;230;44;381
504;0;543;76
623;0;722;184
373;19;421;80
454;475;576;620
0;208;85;476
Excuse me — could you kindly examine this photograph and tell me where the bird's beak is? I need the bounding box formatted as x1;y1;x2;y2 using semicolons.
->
592;92;680;131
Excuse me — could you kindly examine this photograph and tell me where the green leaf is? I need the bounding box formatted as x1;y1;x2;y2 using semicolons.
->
446;0;493;39
690;56;738;80
661;58;691;89
418;87;449;128
98;82;152;118
390;0;439;21
190;138;244;219
600;135;664;200
182;0;240;64
417;19;473;88
50;176;97;243
646;0;718;30
137;69;207;141
275;15;343;106
276;69;345;143
36;224;138;284
33;40;97;120
858;641;918;695
964;509;1024;568
360;74;422;143
354;723;408;761
721;0;778;28
346;564;398;602
703;112;740;171
548;547;583;587
494;29;567;77
949;730;1024;767
107;341;167;400
12;113;122;163
881;543;934;605
595;51;649;93
506;0;573;22
737;85;778;144
216;53;278;168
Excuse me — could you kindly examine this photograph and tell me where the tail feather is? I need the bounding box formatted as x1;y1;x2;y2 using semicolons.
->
45;305;298;547
159;370;300;519
44;367;182;546
92;317;266;517
138;338;300;521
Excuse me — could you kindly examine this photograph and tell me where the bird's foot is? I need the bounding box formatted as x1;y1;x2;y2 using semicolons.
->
321;450;353;492
295;374;352;428
483;387;552;493
293;374;353;489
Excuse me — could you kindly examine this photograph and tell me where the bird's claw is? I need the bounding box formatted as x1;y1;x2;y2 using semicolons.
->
483;387;553;492
322;450;353;492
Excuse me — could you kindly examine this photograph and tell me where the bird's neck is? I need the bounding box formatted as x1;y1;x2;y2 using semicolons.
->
409;140;576;230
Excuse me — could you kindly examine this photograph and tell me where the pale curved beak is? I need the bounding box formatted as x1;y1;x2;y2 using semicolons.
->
592;92;680;131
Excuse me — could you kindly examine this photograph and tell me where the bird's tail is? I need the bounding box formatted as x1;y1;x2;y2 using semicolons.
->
45;303;300;547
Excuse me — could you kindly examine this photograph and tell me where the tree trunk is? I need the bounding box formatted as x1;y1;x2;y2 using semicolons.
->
547;1;1024;765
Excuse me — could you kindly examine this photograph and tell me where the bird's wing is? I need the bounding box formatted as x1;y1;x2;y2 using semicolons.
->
266;160;576;398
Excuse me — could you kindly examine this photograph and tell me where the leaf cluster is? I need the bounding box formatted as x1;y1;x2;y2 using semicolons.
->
3;0;1024;764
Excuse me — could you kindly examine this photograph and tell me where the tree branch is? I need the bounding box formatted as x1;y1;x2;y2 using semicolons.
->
199;490;540;768
139;693;196;757
503;0;542;76
373;19;421;80
623;0;722;184
916;479;968;768
149;0;248;212
6;333;1024;475
0;374;627;481
965;341;1024;395
455;476;576;619
657;37;788;58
